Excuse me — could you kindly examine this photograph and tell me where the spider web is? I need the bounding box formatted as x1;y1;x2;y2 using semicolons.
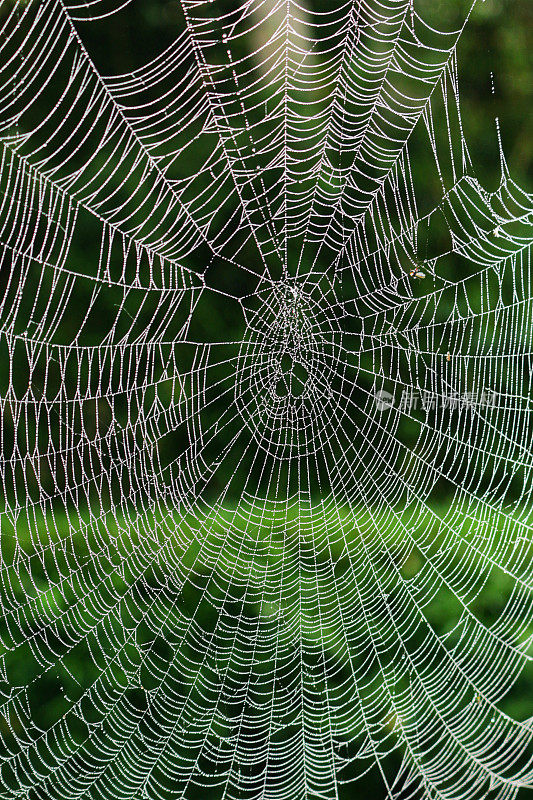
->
0;0;533;798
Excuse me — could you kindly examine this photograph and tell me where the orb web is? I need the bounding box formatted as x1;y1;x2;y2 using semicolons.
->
0;0;532;799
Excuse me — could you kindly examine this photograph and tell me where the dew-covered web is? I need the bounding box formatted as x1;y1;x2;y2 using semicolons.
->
0;0;533;798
